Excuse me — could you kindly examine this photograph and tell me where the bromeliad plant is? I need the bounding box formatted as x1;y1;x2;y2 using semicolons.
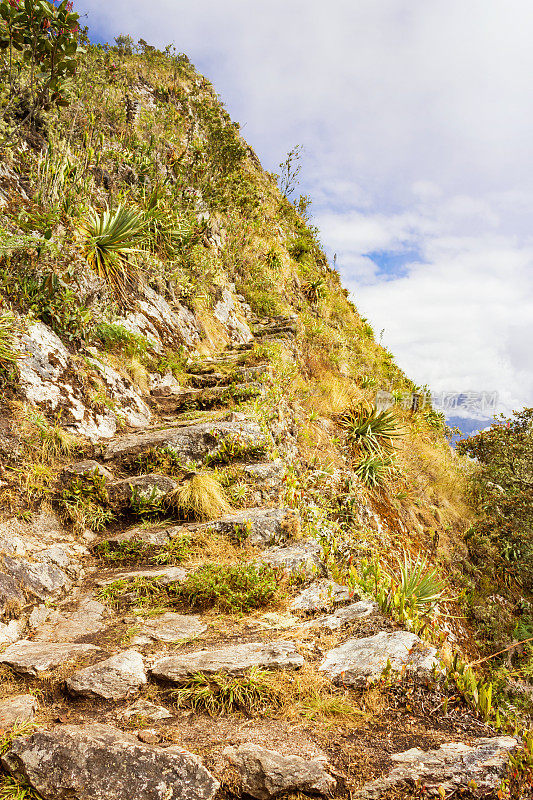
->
353;452;396;488
80;206;146;303
351;551;445;631
340;405;403;456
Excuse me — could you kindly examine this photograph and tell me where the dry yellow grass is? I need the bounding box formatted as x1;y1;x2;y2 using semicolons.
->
169;473;232;521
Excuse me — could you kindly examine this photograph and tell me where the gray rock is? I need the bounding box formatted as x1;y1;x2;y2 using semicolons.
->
242;460;285;499
0;573;24;616
0;695;38;727
122;699;173;722
151;641;304;683
319;631;440;686
262;539;321;575
225;743;335;799
98;566;186;587
136;613;207;644
33;598;106;642
303;600;378;630
0;619;22;646
2;723;219;800
107;474;178;508
213;287;254;344
2;554;72;602
16;321;117;442
290;580;351;613
62;460;115;482
67;650;147;701
0;641;104;677
204;507;300;547
103;416;269;464
355;737;517;798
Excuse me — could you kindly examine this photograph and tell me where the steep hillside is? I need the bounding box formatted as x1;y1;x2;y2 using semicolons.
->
0;23;531;800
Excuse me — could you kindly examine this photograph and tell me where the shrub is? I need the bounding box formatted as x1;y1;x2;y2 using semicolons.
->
177;562;279;612
80;206;146;302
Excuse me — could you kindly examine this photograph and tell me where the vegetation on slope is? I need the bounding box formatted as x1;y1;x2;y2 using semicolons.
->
0;5;532;793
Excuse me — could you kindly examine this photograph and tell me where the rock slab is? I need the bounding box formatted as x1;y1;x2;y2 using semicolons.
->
136;613;207;644
206;507;299;547
290;580;351;613
151;641;304;683
355;737;517;798
0;641;103;677
67;650;147;701
225;743;335;799
319;631;440;686
2;723;219;800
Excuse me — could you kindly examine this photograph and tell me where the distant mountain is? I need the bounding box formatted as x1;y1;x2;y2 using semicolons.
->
446;415;492;445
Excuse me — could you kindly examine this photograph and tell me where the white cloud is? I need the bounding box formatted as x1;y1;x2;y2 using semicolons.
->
76;0;533;412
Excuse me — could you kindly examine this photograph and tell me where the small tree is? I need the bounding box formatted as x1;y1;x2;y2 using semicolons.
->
457;407;533;588
0;0;82;127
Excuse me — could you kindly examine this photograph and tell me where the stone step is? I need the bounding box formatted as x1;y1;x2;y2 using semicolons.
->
187;365;269;388
102;414;270;465
97;565;187;587
150;640;304;683
107;473;178;509
150;381;262;415
130;612;207;645
195;506;300;547
290;580;351;613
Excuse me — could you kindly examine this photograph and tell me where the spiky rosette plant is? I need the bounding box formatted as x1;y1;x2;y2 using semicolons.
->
80;206;146;303
340;405;403;455
397;550;445;615
353;453;396;488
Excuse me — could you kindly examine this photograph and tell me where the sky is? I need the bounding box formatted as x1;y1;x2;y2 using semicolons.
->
76;0;533;417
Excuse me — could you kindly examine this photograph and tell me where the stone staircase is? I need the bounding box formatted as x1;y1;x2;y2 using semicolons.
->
0;321;518;800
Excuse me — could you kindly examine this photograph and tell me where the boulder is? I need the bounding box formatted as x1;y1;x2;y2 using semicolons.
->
67;650;147;701
2;723;219;800
290;580;351;613
242;459;285;499
225;743;335;799
355;737;517;798
213;287;254;344
204;507;300;547
103;415;269;464
0;619;22;646
0;573;24;616
0;695;38;727
319;631;440;686
151;641;304;683
0;641;104;677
